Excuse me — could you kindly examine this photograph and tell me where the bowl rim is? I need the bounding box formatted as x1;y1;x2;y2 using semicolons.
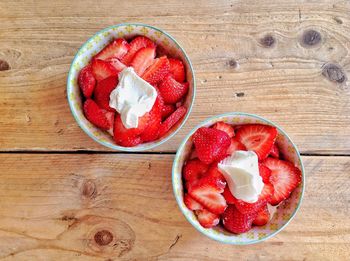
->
67;22;196;152
172;112;306;245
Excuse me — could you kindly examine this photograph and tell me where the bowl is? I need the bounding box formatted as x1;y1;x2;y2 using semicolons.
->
172;112;305;244
67;23;195;151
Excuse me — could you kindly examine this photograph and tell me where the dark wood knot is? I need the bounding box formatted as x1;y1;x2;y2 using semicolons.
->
302;29;321;46
81;179;97;198
228;59;238;69
260;35;275;48
322;63;347;84
94;230;113;246
0;60;10;71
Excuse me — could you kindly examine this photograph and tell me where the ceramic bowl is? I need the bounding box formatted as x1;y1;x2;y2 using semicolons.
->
67;23;195;151
172;112;305;244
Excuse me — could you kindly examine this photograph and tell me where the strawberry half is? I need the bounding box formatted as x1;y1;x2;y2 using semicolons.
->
227;138;246;155
192;127;231;164
78;65;96;98
253;205;270;226
158;106;187;137
259;163;272;184
139;98;162;142
142;56;170;85
184;194;203;211
94;38;130;61
189;176;227;214
235;124;278;161
263;157;302;206
158;75;189;104
183;158;209;182
83;99;112;130
195;209;220;228
169;58;185;82
121;36;156;65
94;76;118;112
91;59;119;82
130;47;156;76
222;205;258;234
269;144;280;158
212;121;235;138
222;186;236;204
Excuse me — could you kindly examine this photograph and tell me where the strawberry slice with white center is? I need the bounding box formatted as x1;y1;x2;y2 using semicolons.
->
91;59;119;82
121;36;156;65
195;209;220;228
107;58;126;72
263;157;302;206
130;47;156;76
184;194;203;211
142;56;170;85
235;124;278;161
227;138;246;155
213;121;235;137
94;38;130;61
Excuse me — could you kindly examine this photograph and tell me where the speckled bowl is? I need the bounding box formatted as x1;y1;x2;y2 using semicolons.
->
67;23;195;151
172;112;305;244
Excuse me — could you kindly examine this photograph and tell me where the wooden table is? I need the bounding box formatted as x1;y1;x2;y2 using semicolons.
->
0;0;349;260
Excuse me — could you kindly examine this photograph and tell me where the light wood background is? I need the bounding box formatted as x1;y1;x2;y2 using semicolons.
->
0;0;349;260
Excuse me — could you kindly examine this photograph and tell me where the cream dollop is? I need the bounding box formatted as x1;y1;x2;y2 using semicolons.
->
109;67;157;129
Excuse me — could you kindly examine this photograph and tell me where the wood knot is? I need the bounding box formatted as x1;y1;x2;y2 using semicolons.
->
81;179;97;199
0;60;10;71
94;230;113;246
322;63;347;84
301;29;321;47
228;59;238;68
260;35;275;48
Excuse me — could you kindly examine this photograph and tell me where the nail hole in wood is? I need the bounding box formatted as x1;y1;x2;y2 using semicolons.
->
94;230;113;246
228;59;238;68
0;60;10;71
260;35;275;48
322;63;347;84
235;92;245;97
302;29;321;47
333;17;343;24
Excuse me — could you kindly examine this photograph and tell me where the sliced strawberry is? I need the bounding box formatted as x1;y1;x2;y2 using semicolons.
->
259;163;272;184
169;58;185;82
222;186;236;204
175;101;183;108
158;106;187;137
94;76;118;112
142;56;170;85
253;205;270;226
91;59;119;82
117;135;142;147
94;38;130;61
270;144;280;158
192;127;231;164
227;138;246;155
78;65;96;98
205;165;226;184
158;75;189;104
235;124;278;161
195;209;220;228
139;98;162;142
184;194;203;211
183;158;209;182
83;99;111;130
130;47;156;76
222;205;258;234
189;176;227;214
107;58;126;71
263;158;302;206
121;36;156;65
212;121;235;138
161;104;175;120
104;110;115;136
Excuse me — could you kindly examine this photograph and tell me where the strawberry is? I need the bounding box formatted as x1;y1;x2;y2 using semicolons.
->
183;159;209;182
139;98;162;142
104;110;115;136
94;76;118;112
205;165;226;184
222;205;258;234
195;209;220;228
158;106;187;137
107;58;126;71
184;194;203;211
259;163;272;184
189;176;227;214
94;38;130;61
263;158;302;206
162;104;175;120
222;186;235;204
158;75;189;104
235;124;278;161
169;58;185;82
253;205;270;226
121;36;156;65
142;56;170;85
117;135;142;147
91;59;119;82
78;65;96;98
192;127;231;164
212;121;235;138
83;99;112;130
130;47;156;76
227;138;246;155
270;144;280;158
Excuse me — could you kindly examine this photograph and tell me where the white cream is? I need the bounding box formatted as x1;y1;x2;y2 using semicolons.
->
218;150;264;203
109;67;157;129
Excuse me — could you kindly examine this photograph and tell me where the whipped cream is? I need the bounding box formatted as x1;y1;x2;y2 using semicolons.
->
109;67;157;129
218;150;264;203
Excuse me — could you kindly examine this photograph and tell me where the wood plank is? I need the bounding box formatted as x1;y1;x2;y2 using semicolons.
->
0;154;348;260
0;0;350;153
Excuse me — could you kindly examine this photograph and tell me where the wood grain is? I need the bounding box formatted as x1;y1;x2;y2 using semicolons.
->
0;154;348;260
0;0;350;153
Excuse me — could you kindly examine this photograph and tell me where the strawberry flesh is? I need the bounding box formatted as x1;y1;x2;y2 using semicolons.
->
83;99;111;130
183;159;209;182
270;144;280;158
169;58;185;82
122;36;156;65
91;59;119;82
213;121;235;138
139;98;162;142
94;76;118;112
158;75;189;104
253;205;270;226
78;65;96;98
158;106;187;137
184;194;203;211
222;205;258;234
227;138;246;155
259;163;272;184
195;209;220;228
94;38;130;61
130;47;156;76
142;56;170;85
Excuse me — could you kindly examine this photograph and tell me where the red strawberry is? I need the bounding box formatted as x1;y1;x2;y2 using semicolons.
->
253;205;270;226
195;209;220;228
94;38;130;61
263;158;302;205
121;36;156;65
91;59;119;82
259;163;272;184
117;135;142;147
130;47;156;75
169;58;185;82
139;98;162;142
107;58;126;71
189;176;227;214
142;56;170;85
205;165;226;184
78;65;96;98
94;76;118;112
270;144;280;158
222;205;258;234
192;127;231;164
83;99;111;130
227;138;246;155
162;104;175;120
222;186;235;204
184;194;203;211
183;159;209;182
104;110;115;136
158;75;189;104
235;124;278;161
158;106;187;137
213;121;235;138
